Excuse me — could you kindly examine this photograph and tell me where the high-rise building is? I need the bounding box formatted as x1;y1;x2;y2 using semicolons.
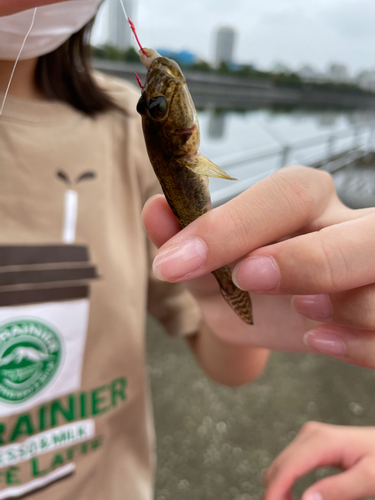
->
107;0;133;49
215;27;236;66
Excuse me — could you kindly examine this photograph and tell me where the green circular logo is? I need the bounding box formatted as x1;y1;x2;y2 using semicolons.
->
0;319;63;404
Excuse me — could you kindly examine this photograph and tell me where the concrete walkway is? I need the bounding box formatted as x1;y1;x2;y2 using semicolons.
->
147;317;375;500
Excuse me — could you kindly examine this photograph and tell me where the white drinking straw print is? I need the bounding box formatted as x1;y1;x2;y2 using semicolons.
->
57;171;96;244
62;189;78;244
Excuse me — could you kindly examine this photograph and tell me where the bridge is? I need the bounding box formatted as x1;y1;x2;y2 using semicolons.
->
94;59;375;110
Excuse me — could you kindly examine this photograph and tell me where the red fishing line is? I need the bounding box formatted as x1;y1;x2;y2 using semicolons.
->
135;73;144;89
128;18;148;57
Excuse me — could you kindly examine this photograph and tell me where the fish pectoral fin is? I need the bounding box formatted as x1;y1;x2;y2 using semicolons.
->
179;155;237;181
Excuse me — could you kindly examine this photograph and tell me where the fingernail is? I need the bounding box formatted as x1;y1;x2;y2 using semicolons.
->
293;294;333;321
153;237;207;281
233;256;280;291
304;328;346;357
303;493;323;500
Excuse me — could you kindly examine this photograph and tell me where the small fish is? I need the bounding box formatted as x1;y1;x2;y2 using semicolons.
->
137;48;253;325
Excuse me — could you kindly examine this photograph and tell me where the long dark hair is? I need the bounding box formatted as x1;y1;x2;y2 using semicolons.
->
35;18;121;117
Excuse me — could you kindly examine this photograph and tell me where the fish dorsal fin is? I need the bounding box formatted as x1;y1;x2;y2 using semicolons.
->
178;154;237;181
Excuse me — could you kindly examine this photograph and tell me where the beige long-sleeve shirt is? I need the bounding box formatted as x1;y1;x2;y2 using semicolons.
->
0;73;201;499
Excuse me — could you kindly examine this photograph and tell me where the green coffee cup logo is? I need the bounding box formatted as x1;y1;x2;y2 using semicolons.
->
0;319;63;404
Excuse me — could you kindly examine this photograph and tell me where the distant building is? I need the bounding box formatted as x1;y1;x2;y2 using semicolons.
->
298;64;318;80
298;64;331;84
328;63;349;83
107;0;133;49
215;27;236;66
272;62;291;74
357;70;375;92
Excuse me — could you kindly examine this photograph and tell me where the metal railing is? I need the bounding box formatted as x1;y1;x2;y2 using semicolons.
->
216;122;375;172
211;122;375;206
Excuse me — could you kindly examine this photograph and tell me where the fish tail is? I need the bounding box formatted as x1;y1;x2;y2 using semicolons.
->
212;266;253;325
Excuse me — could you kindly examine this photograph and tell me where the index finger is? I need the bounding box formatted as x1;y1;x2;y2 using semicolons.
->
150;166;338;283
234;210;375;295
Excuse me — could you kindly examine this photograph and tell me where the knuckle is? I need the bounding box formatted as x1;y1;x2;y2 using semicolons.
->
279;165;334;189
333;287;375;330
222;201;253;249
357;311;375;331
274;168;316;221
274;167;337;227
300;421;322;435
315;168;336;193
299;421;333;439
355;289;375;330
310;230;349;291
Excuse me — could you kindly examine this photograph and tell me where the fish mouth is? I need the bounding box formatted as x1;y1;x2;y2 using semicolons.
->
174;125;196;137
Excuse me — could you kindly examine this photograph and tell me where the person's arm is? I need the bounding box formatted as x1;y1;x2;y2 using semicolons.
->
187;322;269;386
264;422;375;500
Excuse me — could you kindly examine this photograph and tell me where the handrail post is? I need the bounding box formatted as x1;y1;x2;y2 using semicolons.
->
352;126;360;150
367;125;375;153
280;145;291;168
326;134;335;163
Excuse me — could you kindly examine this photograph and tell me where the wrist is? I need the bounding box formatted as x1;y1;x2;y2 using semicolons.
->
188;321;269;387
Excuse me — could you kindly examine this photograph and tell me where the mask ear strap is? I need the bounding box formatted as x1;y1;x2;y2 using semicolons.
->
0;7;37;116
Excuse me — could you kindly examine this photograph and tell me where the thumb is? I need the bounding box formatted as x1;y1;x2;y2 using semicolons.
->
302;458;375;500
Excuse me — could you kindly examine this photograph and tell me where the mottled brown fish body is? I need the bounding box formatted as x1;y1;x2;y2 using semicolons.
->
142;118;212;227
137;51;253;325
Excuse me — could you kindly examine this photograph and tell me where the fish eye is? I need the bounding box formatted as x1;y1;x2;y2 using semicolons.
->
136;96;147;115
148;96;168;120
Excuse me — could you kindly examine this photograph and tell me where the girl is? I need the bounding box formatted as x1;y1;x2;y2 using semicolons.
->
0;1;268;498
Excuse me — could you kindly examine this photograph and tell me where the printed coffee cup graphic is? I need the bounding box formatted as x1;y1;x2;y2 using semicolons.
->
0;245;98;417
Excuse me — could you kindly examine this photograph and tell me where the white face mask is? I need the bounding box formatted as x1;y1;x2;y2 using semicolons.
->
0;0;103;61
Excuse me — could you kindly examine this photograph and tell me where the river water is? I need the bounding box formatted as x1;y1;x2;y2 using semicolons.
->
198;108;369;159
197;107;375;208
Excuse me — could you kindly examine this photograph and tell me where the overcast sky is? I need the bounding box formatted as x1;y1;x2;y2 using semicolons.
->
94;0;375;76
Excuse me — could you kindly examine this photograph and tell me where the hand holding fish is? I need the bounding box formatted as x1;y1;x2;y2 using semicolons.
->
143;166;375;369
